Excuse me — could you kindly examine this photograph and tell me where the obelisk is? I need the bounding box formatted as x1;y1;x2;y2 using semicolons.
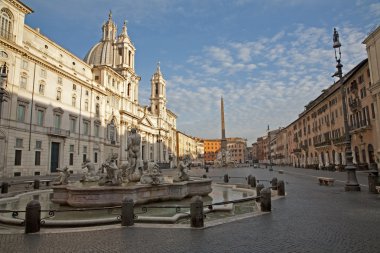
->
221;97;227;166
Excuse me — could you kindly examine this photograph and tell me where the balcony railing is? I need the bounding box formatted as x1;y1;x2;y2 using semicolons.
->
47;127;70;137
293;148;301;153
350;120;371;132
314;140;331;148
332;136;347;145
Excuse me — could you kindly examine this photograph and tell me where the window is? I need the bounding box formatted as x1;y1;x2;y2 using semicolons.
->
155;83;159;95
69;153;74;166
95;103;100;117
35;140;42;149
36;109;44;126
58;76;63;85
71;95;76;107
72;84;76;90
22;60;28;70
0;9;13;39
35;151;41;166
69;144;74;166
38;82;45;95
40;69;47;78
14;150;22;166
94;152;98;163
83;120;89;135
17;104;26;122
94;124;100;138
371;103;376;119
84;100;89;111
70;117;76;133
56;88;62;101
54;114;61;129
20;75;27;89
85;90;89;96
83;146;87;163
127;83;131;96
15;138;23;148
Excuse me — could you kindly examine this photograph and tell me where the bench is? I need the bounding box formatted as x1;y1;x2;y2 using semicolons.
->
318;177;335;186
376;186;380;194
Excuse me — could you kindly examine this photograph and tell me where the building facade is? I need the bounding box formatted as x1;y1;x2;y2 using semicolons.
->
226;137;247;163
0;0;177;177
204;139;221;164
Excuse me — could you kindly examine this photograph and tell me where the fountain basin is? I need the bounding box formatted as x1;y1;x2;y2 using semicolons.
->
52;178;212;207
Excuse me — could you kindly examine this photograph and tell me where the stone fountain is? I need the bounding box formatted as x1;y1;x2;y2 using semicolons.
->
51;128;212;207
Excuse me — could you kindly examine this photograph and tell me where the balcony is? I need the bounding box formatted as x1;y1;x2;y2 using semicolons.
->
314;140;331;148
47;127;70;138
300;144;308;151
332;136;347;145
350;120;371;133
348;98;361;113
293;148;301;153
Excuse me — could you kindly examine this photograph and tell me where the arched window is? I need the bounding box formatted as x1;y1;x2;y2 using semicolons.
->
95;103;100;117
84;99;89;111
155;83;158;95
71;94;76;107
368;144;375;164
56;88;62;101
0;8;13;40
127;83;131;96
354;146;360;164
39;82;45;95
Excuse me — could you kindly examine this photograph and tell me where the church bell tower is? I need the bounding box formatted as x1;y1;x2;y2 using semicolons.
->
150;62;166;117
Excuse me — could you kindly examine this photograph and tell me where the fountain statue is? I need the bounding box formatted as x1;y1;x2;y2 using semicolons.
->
81;159;100;182
53;166;70;185
125;128;143;182
98;153;123;186
174;159;190;182
140;160;164;185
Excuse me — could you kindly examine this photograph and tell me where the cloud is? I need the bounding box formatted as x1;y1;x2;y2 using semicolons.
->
167;24;368;144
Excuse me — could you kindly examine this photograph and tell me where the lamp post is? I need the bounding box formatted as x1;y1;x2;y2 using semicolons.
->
0;63;8;120
332;28;360;191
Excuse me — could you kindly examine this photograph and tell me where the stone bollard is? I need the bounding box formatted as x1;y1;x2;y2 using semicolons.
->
205;166;209;173
260;188;271;212
202;174;207;178
271;177;278;190
25;200;41;233
1;182;9;194
121;197;134;226
190;196;204;228
33;179;40;190
277;180;285;196
250;176;256;188
256;183;264;202
368;173;379;194
223;174;229;183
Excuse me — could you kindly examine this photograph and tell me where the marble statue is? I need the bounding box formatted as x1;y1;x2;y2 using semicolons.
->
140;160;163;185
81;159;99;182
54;166;70;185
174;159;190;182
126;128;141;174
98;153;123;186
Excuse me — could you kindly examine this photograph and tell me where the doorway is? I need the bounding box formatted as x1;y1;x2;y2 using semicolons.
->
50;142;60;173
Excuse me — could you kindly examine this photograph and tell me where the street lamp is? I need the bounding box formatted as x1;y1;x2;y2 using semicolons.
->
332;28;360;191
0;63;8;120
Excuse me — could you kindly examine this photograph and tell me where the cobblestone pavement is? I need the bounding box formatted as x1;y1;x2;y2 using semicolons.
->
1;166;379;253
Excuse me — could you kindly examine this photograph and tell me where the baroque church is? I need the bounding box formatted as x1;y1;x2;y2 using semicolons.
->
0;0;177;177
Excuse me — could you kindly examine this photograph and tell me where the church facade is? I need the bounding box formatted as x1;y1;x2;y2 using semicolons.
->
0;0;177;177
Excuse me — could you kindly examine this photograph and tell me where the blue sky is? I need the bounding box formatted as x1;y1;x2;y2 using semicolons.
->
24;0;380;144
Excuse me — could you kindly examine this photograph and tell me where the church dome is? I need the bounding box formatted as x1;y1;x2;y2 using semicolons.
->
84;40;114;66
83;11;116;66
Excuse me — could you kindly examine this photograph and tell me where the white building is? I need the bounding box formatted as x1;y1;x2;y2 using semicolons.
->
0;1;177;177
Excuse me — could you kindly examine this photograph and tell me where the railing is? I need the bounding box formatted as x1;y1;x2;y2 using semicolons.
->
293;148;301;153
47;127;70;137
314;140;331;148
332;136;347;145
350;120;371;131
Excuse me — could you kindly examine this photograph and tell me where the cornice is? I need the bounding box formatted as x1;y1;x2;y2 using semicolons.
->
5;0;33;14
0;38;107;96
